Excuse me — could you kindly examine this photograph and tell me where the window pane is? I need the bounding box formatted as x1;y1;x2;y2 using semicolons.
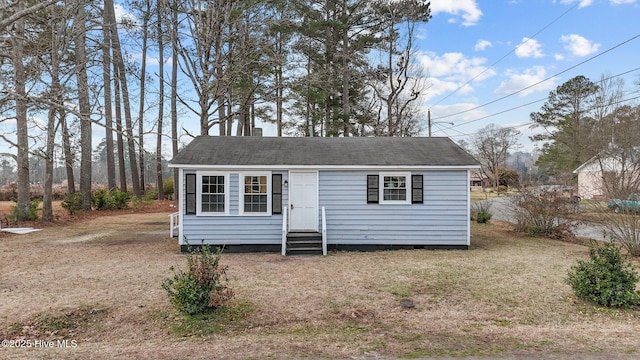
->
244;194;267;213
201;175;225;213
383;175;407;201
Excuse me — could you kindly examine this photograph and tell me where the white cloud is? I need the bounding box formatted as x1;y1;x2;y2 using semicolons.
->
610;0;636;4
554;53;565;61
474;39;492;51
494;66;556;96
113;3;139;26
515;38;544;58
421;77;473;103
560;34;600;57
418;51;496;81
430;0;483;26
558;0;594;8
416;51;496;103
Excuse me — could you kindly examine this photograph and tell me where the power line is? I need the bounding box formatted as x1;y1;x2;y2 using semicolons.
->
440;93;640;139
431;3;579;107
432;34;640;121
436;68;640;132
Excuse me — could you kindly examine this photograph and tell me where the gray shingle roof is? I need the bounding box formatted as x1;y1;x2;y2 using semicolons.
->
170;136;479;167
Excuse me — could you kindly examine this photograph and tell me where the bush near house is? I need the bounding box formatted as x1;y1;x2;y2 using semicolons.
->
162;245;234;316
566;241;640;308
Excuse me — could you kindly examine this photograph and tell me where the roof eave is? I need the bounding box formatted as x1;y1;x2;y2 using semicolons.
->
168;164;481;170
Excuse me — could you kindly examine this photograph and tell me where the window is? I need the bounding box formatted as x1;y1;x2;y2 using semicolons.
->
195;173;228;215
380;172;411;204
240;173;271;215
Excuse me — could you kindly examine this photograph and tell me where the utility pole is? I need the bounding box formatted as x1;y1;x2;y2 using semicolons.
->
428;109;453;137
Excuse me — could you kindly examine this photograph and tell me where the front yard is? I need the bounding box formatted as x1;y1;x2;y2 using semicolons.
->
0;205;639;359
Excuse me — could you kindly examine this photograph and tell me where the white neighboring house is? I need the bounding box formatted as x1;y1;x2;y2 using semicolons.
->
573;153;640;200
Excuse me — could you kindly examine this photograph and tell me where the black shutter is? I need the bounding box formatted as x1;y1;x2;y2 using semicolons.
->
412;174;423;204
272;174;282;214
185;173;196;214
367;175;379;203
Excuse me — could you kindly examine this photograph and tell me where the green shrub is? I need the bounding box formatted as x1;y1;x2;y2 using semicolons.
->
91;188;130;210
566;241;640;308
9;199;41;221
475;210;492;224
471;199;493;224
162;245;234;316
61;192;84;215
163;177;174;197
143;187;158;201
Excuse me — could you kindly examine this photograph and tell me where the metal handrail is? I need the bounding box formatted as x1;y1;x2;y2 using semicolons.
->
281;206;287;256
321;206;327;256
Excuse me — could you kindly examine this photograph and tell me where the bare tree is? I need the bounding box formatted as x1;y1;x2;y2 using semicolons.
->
155;0;165;200
169;0;179;199
471;124;521;189
101;1;116;190
72;0;94;210
105;0;141;196
370;0;431;136
10;0;31;218
42;4;68;221
0;0;57;31
136;0;152;192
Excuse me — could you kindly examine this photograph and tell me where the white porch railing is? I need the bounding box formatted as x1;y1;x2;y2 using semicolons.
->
321;206;327;256
281;206;288;256
169;212;179;238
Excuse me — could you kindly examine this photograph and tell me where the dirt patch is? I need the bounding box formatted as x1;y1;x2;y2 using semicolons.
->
2;305;108;340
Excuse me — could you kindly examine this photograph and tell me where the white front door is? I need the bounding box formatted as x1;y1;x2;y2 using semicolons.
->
289;171;318;231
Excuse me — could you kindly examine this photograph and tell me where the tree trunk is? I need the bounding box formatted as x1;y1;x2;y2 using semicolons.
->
105;0;141;196
170;0;179;201
43;22;63;222
60;114;75;193
114;67;127;192
138;0;151;193
73;1;93;211
13;2;31;219
102;7;116;189
155;0;165;200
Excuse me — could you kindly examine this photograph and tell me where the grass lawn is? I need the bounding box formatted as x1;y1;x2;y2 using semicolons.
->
0;205;639;359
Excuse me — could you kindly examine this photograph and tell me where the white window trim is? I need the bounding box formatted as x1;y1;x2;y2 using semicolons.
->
239;172;272;216
379;171;412;205
196;172;230;216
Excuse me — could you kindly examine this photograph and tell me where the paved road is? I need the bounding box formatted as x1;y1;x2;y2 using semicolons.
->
486;196;607;241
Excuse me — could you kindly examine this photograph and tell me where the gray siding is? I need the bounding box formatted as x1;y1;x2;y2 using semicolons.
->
320;170;469;246
181;170;287;245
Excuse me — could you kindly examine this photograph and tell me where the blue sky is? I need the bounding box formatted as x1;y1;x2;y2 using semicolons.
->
417;0;640;151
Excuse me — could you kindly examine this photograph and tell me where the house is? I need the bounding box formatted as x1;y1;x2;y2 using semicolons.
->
469;171;490;190
169;136;480;254
574;152;640;200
